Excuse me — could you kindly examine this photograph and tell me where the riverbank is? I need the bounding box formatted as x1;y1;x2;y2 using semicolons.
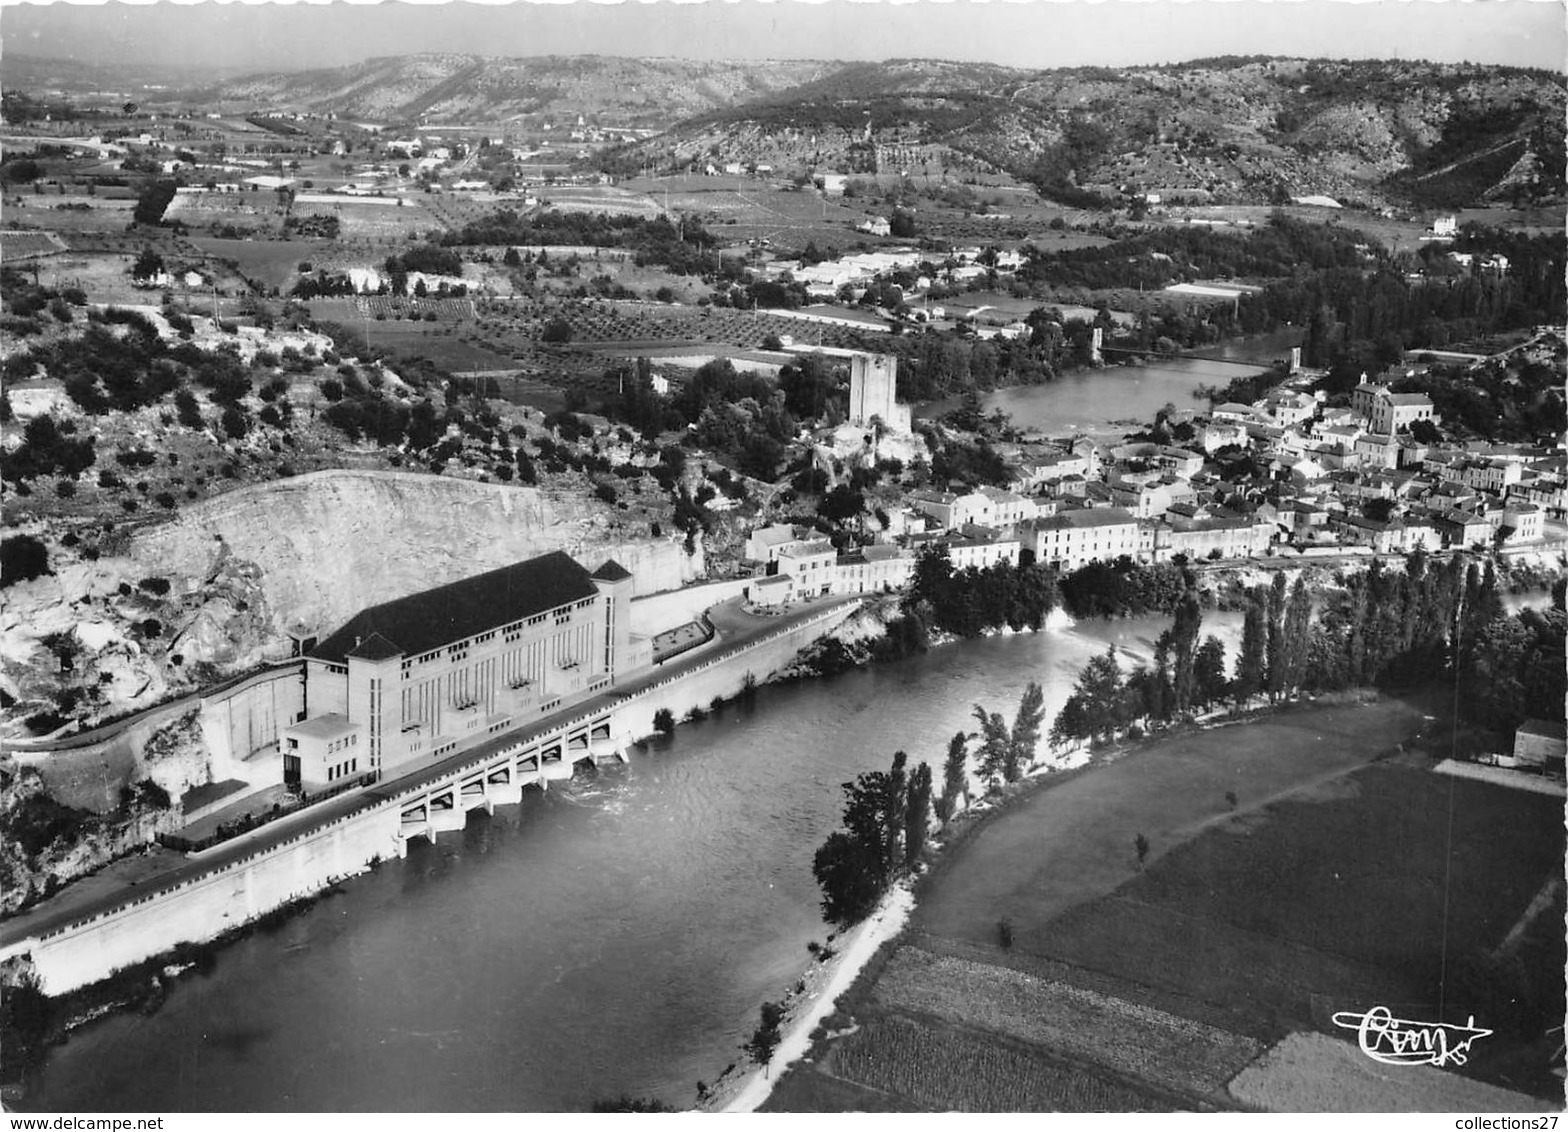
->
709;693;1247;1113
0;877;356;1091
758;687;1566;1111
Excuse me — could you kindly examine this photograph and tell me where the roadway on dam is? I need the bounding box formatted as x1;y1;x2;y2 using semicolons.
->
0;594;859;952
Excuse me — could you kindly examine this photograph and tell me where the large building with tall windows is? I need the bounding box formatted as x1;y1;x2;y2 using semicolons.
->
281;553;640;790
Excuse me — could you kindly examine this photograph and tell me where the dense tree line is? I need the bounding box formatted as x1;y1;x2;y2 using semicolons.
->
132;178;178;226
812;750;928;925
1304;553;1564;737
906;543;1060;637
1051;575;1231;744
1249;232;1566;387
1393;348;1566;444
442;209;718;277
1019;214;1376;293
812;681;1043;926
385;244;464;277
614;357;796;479
1057;558;1194;620
1051;553;1565;748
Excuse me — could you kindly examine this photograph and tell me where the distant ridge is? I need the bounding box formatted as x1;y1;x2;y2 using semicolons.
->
2;51;1560;208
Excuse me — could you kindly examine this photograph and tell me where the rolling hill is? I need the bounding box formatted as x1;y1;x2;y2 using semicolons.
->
652;56;1568;209
181;53;841;128
4;50;1562;208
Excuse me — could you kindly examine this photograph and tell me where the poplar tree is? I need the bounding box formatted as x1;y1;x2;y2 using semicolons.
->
1193;635;1229;708
1280;576;1314;697
1007;681;1046;781
883;751;907;879
1234;597;1267;705
904;763;932;868
1265;574;1289;701
1051;645;1125;744
1168;587;1203;714
973;705;1012;792
936;731;969;824
812;750;913;926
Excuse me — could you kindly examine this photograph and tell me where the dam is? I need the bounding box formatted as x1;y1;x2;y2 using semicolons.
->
0;569;862;996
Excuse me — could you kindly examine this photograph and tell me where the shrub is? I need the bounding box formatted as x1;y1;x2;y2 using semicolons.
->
1;535;51;588
744;1001;786;1065
174;388;203;428
221;405;249;440
137;577;171;596
652;707;675;734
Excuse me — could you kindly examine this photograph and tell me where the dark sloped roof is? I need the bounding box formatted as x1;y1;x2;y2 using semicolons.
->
310;551;597;664
347;632;403;661
1519;719;1567;741
591;559;633;582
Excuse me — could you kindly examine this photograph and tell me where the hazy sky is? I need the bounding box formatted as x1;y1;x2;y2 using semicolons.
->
3;0;1564;75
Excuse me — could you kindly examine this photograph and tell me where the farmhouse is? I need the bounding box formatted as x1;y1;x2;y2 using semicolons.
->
1513;719;1566;774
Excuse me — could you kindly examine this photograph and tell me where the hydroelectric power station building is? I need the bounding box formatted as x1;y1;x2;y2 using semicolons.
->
280;552;641;791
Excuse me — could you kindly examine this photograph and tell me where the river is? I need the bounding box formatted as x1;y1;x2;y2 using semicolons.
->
20;611;1242;1113
917;329;1305;438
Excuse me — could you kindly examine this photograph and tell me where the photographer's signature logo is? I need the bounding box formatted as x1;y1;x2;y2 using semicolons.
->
1333;1006;1492;1068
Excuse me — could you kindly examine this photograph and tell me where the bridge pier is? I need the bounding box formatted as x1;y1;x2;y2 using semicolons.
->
428;789;466;834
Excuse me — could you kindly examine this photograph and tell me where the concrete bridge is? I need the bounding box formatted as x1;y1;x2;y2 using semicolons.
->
1096;344;1276;370
0;596;862;994
383;709;626;850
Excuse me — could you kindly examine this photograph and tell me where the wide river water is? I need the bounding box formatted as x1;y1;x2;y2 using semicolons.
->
23;611;1243;1112
917;329;1305;437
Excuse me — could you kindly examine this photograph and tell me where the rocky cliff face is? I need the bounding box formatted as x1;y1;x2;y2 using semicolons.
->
3;471;701;733
127;470;703;649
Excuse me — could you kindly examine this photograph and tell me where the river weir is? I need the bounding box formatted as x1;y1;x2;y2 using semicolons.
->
16;612;1242;1112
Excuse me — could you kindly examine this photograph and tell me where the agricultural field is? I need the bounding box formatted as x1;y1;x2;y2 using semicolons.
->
188;236;337;293
775;696;1563;1110
469;295;881;354
316;321;521;378
0;230;68;259
23;253;174;306
867;947;1264;1100
310;292;887;409
163;190;291;235
812;1014;1179;1112
291;197;440;245
1228;1031;1561;1113
619;178;889;254
1029;762;1566;1095
418;192;525;235
309;295;476;322
1;196;137;235
535;184;664;218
